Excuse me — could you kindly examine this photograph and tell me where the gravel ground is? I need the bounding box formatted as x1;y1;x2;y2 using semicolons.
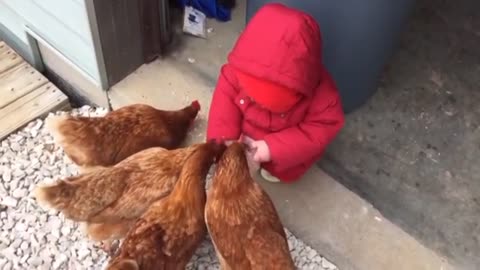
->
0;106;338;270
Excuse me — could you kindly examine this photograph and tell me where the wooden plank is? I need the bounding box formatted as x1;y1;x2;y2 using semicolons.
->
0;62;48;109
0;82;69;140
0;41;9;54
0;42;23;73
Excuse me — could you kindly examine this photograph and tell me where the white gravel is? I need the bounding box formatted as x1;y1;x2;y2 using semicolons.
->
0;105;338;270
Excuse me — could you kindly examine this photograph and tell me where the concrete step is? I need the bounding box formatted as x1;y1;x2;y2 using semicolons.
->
256;166;454;270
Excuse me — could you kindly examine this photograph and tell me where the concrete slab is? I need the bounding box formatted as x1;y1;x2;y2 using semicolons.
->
320;0;480;269
108;3;454;269
255;167;453;270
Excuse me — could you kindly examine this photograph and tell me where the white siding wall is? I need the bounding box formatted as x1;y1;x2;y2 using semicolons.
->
0;2;29;43
0;0;101;83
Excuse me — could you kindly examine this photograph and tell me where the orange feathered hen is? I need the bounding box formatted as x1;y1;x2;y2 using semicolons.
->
106;140;226;270
33;143;206;248
205;142;295;270
45;101;201;170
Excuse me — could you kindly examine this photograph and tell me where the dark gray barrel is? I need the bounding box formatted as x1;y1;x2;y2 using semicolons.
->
246;0;416;113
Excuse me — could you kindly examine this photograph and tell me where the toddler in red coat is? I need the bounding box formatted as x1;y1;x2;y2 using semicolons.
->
206;3;345;183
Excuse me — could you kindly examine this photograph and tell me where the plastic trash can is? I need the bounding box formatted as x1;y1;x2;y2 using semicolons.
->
246;0;416;113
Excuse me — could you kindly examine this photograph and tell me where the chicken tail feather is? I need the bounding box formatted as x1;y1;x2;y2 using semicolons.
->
35;170;127;220
34;180;73;211
45;114;69;144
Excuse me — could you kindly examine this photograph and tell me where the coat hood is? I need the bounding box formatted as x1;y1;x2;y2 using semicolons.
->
228;3;323;96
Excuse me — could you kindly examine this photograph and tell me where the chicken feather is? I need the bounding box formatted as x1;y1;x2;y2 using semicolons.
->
106;140;226;270
205;142;295;270
46;102;200;169
34;143;206;241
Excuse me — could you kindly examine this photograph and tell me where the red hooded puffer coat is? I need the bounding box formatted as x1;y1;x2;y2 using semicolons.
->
207;3;345;182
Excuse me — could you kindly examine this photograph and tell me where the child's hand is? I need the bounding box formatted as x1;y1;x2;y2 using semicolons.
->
224;140;235;146
242;136;271;163
251;140;271;162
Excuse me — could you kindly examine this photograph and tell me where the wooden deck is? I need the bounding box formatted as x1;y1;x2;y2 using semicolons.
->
0;41;69;140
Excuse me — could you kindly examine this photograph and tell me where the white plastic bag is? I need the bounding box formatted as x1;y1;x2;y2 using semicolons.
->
183;6;207;38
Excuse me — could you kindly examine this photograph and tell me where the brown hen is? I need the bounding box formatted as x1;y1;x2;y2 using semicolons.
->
106;140;226;270
33;143;206;246
45;101;200;169
205;142;295;270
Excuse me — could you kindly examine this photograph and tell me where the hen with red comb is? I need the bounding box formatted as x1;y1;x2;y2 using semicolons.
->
191;100;201;111
46;102;202;169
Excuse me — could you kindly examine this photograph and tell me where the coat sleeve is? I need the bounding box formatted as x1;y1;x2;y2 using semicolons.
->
206;65;243;141
264;77;345;169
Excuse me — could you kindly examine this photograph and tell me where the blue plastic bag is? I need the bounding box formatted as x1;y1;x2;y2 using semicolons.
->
178;0;231;21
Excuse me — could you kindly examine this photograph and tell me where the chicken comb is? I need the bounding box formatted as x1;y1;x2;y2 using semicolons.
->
191;100;201;111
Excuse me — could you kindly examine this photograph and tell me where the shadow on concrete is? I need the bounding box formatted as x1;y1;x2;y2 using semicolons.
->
320;0;480;268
